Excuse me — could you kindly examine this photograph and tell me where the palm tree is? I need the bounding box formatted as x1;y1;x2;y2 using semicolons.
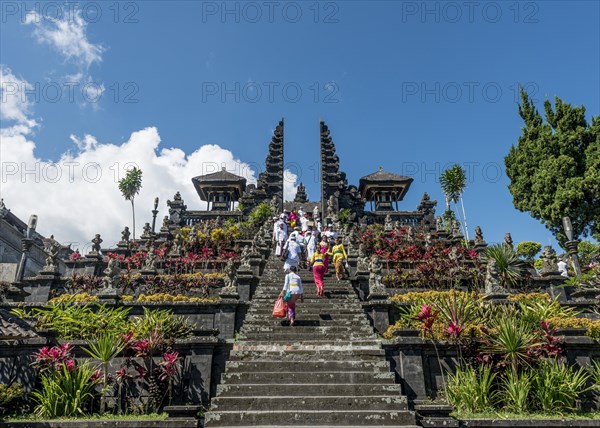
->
118;167;143;240
440;164;470;241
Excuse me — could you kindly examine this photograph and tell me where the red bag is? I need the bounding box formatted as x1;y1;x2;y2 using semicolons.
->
272;296;287;318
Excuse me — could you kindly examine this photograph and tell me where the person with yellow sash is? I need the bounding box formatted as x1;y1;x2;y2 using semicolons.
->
308;247;327;296
331;237;348;281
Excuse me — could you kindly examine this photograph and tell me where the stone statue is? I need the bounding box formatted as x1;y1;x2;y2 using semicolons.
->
451;220;462;237
448;246;461;262
484;259;503;293
91;234;103;254
142;222;152;238
474;226;485;246
436;216;444;232
269;196;279;214
143;241;157;271
357;243;369;272
223;258;236;289
121;227;131;242
173;191;182;201
43;243;60;272
170;233;183;256
368;254;384;292
541;245;559;275
240;245;251;269
406;225;415;242
162;216;170;229
0;198;5;209
327;195;337;219
503;233;514;250
313;205;320;221
102;257;121;290
384;215;393;232
425;233;432;249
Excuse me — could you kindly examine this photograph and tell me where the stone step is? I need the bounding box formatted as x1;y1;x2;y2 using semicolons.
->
229;349;386;361
210;395;408;411
220;371;395;384
216;383;400;397
237;332;376;341
232;343;382;352
241;317;370;326
204;409;417;426
240;325;373;334
223;360;390;373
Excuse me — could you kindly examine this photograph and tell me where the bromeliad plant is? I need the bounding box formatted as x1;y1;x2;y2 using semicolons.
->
31;344;101;418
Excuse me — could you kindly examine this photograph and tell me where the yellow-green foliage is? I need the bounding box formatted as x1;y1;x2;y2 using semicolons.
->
136;293;220;303
390;289;480;304
48;293;99;304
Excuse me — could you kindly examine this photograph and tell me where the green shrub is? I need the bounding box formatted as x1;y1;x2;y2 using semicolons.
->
532;359;590;413
247;203;272;227
483;244;528;288
501;370;532;413
130;308;192;340
32;362;99;418
447;364;498;413
516;241;542;262
0;383;23;411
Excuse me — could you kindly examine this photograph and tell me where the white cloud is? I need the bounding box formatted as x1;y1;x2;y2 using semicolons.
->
25;9;104;68
1;126;271;251
0;66;38;128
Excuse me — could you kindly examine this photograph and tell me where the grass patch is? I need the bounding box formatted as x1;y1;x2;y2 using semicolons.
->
6;413;168;422
453;410;600;420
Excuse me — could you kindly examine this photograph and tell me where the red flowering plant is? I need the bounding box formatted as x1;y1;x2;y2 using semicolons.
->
115;329;181;413
32;343;74;373
65;273;103;294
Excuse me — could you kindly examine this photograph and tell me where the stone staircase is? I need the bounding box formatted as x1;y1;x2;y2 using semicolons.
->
205;252;417;427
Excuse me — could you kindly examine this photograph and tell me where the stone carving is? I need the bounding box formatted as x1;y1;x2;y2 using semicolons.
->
167;191;187;226
474;226;485;246
269;196;279;214
406;226;414;243
142;222;152;238
42;243;60;273
368;254;385;293
436;216;444;232
541;245;559;276
223;258;237;289
91;234;103;254
0;198;7;218
327;195;338;218
451;220;462;238
0;198;5;209
102;257;121;290
121;227;131;242
384;215;393;232
240;245;252;269
161;216;170;230
425;233;432;249
143;241;157;271
170;233;183;256
417;192;437;228
357;243;369;272
503;233;514;250
484;259;503;293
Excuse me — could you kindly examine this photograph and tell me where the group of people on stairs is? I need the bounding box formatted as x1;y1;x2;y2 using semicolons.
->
273;207;348;325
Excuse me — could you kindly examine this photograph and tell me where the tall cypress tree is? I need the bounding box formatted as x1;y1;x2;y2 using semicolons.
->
505;88;599;244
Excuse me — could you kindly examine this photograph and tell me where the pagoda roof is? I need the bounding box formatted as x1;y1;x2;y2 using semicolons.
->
359;167;414;201
191;167;247;201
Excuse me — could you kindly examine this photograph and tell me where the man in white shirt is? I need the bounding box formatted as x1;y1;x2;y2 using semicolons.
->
274;223;288;257
304;230;317;264
299;213;310;233
283;236;302;272
324;224;337;240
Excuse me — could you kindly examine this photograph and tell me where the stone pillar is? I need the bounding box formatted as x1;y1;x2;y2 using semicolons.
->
235;267;254;302
249;255;262;278
355;271;370;301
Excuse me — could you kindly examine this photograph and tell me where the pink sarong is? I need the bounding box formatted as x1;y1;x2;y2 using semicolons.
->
313;265;325;296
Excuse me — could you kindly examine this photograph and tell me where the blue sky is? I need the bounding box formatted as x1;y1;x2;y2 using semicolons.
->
1;1;599;248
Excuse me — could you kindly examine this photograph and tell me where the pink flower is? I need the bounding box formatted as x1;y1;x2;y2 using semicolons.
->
91;369;102;381
417;304;433;321
64;359;75;371
163;352;178;364
446;321;464;339
135;366;147;378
